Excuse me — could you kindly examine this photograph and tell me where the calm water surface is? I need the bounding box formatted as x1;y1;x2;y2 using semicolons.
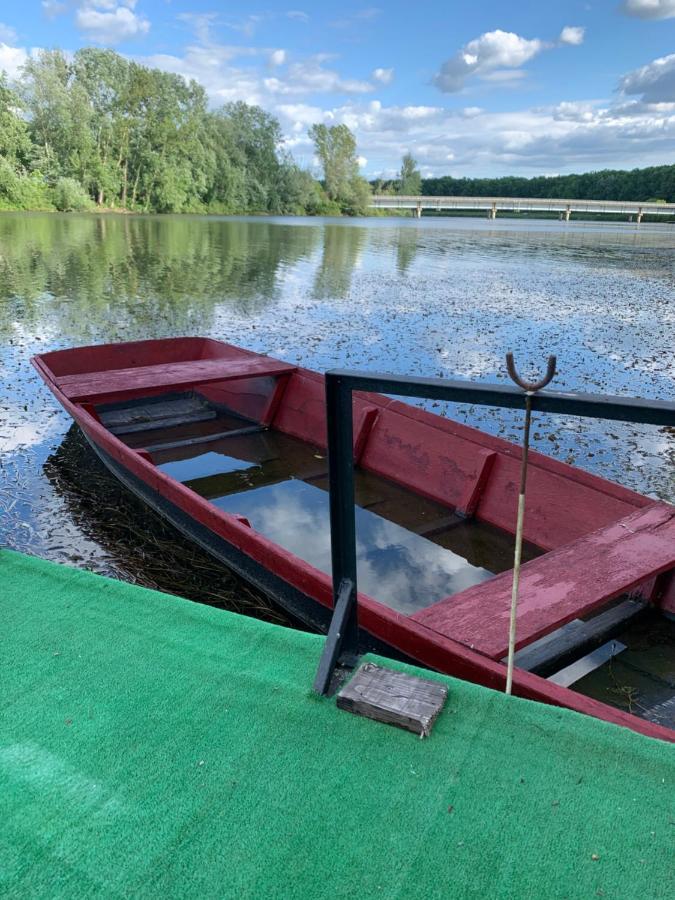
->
1;212;674;615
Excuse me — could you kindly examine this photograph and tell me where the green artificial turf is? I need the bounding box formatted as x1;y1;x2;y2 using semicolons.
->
1;549;673;899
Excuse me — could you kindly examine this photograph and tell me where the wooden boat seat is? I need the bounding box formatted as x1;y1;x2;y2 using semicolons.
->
58;358;297;404
411;502;675;660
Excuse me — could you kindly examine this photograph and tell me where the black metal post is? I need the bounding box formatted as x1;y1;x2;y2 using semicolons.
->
313;374;359;695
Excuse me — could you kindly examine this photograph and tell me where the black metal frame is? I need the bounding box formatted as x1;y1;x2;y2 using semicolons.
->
313;369;675;695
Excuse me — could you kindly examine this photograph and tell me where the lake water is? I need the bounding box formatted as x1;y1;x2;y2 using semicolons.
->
1;212;674;612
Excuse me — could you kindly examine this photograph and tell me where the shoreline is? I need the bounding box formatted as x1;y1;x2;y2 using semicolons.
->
1;206;675;225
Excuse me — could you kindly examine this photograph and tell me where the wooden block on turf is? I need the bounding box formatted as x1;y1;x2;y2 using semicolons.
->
337;663;447;737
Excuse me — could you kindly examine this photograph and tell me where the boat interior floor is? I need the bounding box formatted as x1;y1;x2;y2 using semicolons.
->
97;391;540;616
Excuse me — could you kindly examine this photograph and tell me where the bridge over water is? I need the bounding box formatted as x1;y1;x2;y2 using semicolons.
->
370;195;675;222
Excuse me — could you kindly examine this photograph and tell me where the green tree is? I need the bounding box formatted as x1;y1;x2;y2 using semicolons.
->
0;75;33;169
21;50;94;186
308;123;370;213
309;123;358;201
398;152;421;195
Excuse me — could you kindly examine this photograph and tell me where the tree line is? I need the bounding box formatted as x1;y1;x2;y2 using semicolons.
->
0;48;370;215
419;169;675;203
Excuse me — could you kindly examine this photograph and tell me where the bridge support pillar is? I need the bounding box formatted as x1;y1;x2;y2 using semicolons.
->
414;202;422;219
489;203;497;220
565;205;571;222
636;208;643;224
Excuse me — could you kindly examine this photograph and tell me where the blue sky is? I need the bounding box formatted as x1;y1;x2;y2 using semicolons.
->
1;1;675;177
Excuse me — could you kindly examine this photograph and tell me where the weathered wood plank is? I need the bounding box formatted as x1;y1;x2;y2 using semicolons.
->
337;663;448;737
511;599;647;676
411;503;675;660
99;396;208;429
99;397;218;435
142;424;265;454
59;358;297;403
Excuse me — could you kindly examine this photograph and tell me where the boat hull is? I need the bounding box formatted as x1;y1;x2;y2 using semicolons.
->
31;338;675;742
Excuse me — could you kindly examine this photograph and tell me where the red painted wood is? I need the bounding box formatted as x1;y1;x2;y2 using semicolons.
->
198;376;280;423
383;397;648;511
456;449;496;517
30;338;675;743
412;503;675;659
361;409;506;513
261;373;292;427
271;371;329;446
57;357;297;403
353;407;379;464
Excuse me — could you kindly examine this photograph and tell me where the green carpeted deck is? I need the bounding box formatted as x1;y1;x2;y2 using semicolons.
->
1;549;673;899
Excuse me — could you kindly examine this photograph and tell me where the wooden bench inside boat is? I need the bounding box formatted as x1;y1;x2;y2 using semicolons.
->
411;502;675;660
57;357;297;404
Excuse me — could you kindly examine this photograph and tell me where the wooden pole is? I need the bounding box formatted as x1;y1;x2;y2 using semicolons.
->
506;393;532;695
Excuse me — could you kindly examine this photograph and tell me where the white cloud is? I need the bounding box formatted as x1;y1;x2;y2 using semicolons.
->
269;49;287;66
0;23;17;44
559;26;585;45
75;2;150;45
433;30;546;93
621;0;675;18
263;57;375;95
620;53;675;102
372;67;394;85
286;10;309;23
0;43;28;80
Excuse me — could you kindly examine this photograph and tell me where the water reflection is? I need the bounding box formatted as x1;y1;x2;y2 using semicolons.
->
312;224;366;299
0;214;321;340
214;478;492;614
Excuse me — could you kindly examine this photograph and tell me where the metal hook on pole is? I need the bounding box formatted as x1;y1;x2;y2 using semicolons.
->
504;352;556;695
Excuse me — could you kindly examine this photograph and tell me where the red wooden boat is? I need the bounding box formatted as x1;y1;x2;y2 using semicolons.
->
32;338;675;741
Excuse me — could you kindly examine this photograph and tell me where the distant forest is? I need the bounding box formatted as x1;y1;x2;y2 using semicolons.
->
419;167;675;203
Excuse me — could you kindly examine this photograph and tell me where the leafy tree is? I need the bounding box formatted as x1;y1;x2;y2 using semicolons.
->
53;177;92;211
309;123;357;201
398;152;421;195
309;123;370;213
0;75;33;169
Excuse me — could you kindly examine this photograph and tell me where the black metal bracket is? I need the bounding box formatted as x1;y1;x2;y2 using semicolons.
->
312;366;675;696
312;578;358;695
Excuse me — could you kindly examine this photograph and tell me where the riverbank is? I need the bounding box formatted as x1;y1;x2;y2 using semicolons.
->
2;548;673;898
2;203;674;223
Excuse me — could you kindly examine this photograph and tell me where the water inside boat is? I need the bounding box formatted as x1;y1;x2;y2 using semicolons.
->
102;391;540;615
571;611;675;728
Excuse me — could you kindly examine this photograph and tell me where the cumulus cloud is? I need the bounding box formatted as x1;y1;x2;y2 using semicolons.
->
0;43;28;80
559;26;585;45
76;2;150;45
263;56;375;95
619;52;675;102
372;67;393;85
621;0;675;19
269;49;287;66
433;30;546;93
